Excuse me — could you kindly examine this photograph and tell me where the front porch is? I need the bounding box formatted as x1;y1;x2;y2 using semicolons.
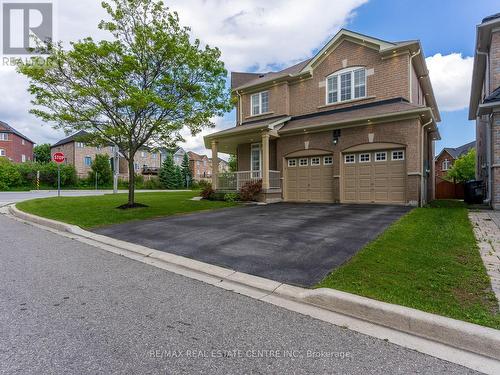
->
206;117;287;202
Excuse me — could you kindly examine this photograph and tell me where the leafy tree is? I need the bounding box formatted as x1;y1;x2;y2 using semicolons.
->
181;153;192;187
228;154;237;172
33;144;51;163
446;149;476;183
159;153;177;189
90;154;113;186
18;0;231;207
174;165;183;189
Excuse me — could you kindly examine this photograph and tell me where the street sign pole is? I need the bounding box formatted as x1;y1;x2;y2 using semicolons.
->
57;163;61;197
113;145;119;194
52;152;65;197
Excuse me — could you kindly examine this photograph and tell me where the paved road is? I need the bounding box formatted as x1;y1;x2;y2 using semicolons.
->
0;190;181;206
0;214;476;374
95;203;410;286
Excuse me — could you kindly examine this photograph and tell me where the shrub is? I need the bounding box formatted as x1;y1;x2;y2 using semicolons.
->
39;162;77;187
240;180;262;201
89;154;113;186
0;158;22;190
142;177;162;189
200;186;215;200
224;192;239;202
198;179;212;189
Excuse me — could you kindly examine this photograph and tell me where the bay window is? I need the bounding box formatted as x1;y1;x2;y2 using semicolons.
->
327;67;366;104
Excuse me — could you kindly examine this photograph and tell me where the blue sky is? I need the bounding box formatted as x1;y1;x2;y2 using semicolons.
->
0;0;497;156
216;0;498;154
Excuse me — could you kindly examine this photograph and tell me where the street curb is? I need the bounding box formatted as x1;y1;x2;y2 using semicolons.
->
9;204;500;362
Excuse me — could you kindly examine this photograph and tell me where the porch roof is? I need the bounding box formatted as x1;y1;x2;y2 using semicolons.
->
203;116;290;153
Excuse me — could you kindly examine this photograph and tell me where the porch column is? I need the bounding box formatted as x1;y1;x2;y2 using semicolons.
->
261;132;270;190
211;140;219;190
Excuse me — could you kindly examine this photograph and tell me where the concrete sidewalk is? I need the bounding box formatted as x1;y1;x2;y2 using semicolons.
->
469;211;500;306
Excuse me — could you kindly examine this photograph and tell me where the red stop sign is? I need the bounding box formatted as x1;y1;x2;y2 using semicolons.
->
53;152;65;164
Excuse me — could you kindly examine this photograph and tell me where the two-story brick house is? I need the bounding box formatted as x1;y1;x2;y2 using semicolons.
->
188;151;211;180
51;131;162;179
470;13;500;209
434;141;476;179
205;29;440;205
0;121;35;163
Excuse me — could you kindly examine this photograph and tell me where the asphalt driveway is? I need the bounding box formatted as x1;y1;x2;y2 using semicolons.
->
94;203;411;287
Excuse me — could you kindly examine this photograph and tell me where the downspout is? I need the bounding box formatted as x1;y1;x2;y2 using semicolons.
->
236;90;243;125
476;50;490;204
409;49;421;102
485;114;492;204
421;118;433;206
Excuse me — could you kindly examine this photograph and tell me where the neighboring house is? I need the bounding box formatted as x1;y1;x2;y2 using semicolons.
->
470;13;500;209
435;141;476;179
210;157;229;174
188;151;211;180
51;131;161;179
0;121;35;163
204;29;440;205
172;147;186;167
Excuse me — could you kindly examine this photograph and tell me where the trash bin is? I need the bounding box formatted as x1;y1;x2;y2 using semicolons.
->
464;180;484;204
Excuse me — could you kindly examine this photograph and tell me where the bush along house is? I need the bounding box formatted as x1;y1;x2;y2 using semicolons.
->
204;29;440;205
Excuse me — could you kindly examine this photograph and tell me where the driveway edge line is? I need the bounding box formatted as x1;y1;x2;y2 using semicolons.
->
8;204;500;367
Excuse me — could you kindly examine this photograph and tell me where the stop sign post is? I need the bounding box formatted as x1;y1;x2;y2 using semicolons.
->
53;152;65;197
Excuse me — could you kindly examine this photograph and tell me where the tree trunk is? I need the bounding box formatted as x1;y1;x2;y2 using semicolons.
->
128;157;135;206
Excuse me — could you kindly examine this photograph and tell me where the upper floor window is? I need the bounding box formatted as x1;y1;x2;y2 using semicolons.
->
326;67;366;104
141;151;147;158
251;91;269;116
442;158;451;171
0;133;8;141
76;142;84;148
22;139;25;145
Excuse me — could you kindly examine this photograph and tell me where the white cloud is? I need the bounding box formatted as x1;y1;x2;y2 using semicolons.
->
0;0;368;146
426;53;474;112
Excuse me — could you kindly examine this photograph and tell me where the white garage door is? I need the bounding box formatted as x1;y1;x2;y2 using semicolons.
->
285;155;334;202
342;149;406;204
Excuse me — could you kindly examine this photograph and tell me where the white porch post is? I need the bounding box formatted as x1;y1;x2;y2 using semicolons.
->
211;140;219;190
262;132;270;190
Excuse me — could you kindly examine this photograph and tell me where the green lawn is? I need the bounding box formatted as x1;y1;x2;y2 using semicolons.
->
16;191;236;229
317;200;500;329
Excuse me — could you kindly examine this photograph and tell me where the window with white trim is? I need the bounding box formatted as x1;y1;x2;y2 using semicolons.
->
251;91;269;116
392;150;405;160
21;154;26;162
84;156;92;166
375;152;387;162
76;142;84;148
326;67;366;104
311;157;320;166
344;154;355;163
299;158;308;166
442;158;450;171
0;149;5;156
359;153;371;163
287;159;296;167
251;143;261;177
0;133;8;141
323;156;333;165
21;139;25;145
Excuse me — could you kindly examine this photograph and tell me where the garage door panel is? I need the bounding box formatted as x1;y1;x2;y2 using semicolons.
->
285;155;334;203
342;150;406;205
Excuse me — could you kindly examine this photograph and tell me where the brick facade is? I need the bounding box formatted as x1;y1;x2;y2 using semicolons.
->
435;150;454;179
208;30;438;205
0;123;34;163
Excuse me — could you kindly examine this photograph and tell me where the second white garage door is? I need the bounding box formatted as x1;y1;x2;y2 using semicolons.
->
342;149;406;204
285;155;334;202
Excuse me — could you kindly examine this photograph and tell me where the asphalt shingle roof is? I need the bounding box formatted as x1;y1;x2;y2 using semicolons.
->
0;120;35;144
51;130;89;147
441;141;476;160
